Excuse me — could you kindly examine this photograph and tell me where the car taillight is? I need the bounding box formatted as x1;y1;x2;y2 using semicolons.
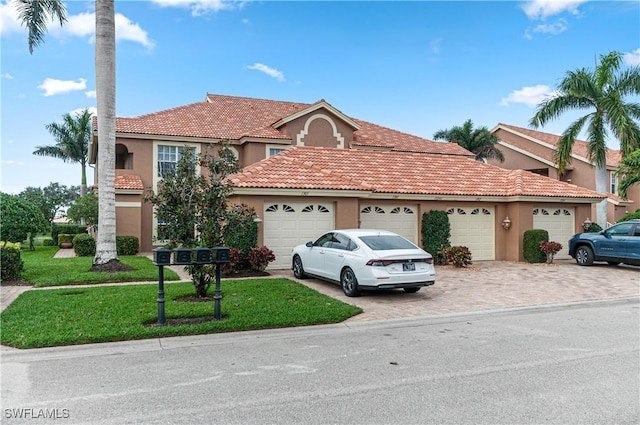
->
366;259;395;266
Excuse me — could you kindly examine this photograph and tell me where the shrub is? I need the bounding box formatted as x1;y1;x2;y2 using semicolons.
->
421;210;451;265
619;210;640;222
222;204;258;268
117;236;139;256
73;234;96;257
247;246;276;272
51;224;87;244
439;245;472;268
0;193;48;248
222;247;244;274
584;223;602;233
42;238;56;246
540;241;563;263
58;233;74;247
1;241;24;281
523;229;549;263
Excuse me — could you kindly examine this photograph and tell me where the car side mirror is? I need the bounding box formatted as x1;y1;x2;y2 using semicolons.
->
600;230;611;239
306;241;313;247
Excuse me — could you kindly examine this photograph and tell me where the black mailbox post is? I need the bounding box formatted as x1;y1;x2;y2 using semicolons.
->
152;247;172;326
211;247;230;320
173;247;193;265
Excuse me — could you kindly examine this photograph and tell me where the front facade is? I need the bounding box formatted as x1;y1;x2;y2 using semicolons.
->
489;123;638;225
90;95;605;268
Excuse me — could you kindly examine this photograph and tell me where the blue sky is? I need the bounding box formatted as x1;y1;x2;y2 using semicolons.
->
1;0;639;195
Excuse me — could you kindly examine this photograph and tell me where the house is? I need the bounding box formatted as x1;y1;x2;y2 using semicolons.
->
90;94;606;267
489;123;637;226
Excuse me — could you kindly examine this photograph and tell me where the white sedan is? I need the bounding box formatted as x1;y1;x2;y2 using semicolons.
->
291;229;436;297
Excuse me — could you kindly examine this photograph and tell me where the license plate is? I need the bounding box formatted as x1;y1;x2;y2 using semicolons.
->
402;262;415;271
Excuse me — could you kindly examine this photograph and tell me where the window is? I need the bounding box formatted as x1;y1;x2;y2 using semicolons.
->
157;145;194;177
610;172;617;195
269;148;286;157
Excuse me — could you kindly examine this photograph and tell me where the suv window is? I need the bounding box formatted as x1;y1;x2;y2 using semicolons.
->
607;223;633;236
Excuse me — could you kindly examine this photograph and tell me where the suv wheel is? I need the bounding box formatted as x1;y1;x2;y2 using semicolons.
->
575;246;594;266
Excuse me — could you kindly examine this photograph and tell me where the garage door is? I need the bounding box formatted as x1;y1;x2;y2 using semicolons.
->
447;207;495;261
533;207;574;259
264;202;334;269
359;205;418;244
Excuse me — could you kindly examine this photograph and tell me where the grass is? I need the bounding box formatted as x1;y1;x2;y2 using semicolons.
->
18;246;180;286
0;279;362;348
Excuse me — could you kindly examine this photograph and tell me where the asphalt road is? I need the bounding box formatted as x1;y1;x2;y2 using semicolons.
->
2;298;639;425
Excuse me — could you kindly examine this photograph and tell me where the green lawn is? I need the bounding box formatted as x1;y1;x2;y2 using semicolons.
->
0;279;362;348
19;246;180;286
1;246;362;348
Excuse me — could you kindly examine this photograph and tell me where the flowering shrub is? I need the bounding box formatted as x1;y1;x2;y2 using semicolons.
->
438;245;472;268
222;247;244;274
539;241;563;263
247;246;276;272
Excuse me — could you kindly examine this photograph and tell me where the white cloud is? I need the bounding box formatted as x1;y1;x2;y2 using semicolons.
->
69;106;97;117
246;63;285;82
624;48;640;66
2;72;14;79
499;84;553;107
1;3;153;48
150;0;239;16
521;0;587;20
531;18;568;35
38;77;87;97
429;38;442;54
85;90;97;98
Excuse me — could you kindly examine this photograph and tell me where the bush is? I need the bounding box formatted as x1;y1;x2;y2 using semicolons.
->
1;242;24;280
438;245;472;268
540;241;563;263
73;234;96;257
619;210;640;222
222;247;244;274
117;236;139;256
0;193;48;247
222;204;258;268
421;210;451;265
42;238;56;246
584;223;602;233
523;229;549;263
51;224;87;244
247;246;276;272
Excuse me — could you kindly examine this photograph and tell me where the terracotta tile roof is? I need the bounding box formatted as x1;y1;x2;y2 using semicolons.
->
496;123;620;167
115;175;144;190
107;94;472;156
230;147;606;199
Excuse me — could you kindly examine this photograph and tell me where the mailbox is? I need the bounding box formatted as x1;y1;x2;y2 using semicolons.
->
211;247;231;263
194;247;212;264
152;247;172;266
173;247;193;265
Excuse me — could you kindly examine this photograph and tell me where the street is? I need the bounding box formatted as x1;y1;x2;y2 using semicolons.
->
2;298;639;425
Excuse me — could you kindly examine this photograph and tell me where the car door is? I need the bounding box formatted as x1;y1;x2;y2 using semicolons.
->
322;232;351;281
304;232;334;278
597;223;634;259
627;223;640;262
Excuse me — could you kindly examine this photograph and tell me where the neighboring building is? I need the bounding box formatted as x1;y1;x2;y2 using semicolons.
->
490;123;638;226
90;94;606;267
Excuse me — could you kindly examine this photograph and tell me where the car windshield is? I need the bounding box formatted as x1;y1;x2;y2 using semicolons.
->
358;235;417;250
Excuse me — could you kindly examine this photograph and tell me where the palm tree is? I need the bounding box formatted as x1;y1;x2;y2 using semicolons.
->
18;0;123;269
15;0;67;53
530;51;640;228
433;119;505;162
35;109;92;196
616;149;640;200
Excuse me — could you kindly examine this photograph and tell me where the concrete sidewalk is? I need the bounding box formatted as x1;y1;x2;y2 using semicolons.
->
2;253;638;320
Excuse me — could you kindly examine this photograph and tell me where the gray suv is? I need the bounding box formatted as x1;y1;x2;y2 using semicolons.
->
568;219;640;266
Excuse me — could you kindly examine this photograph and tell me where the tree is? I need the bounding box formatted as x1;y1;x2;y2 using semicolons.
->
616;149;640;200
18;183;79;224
35;109;92;196
530;51;640;228
67;192;99;232
16;0;122;271
433;119;505;162
0;193;48;249
145;143;241;297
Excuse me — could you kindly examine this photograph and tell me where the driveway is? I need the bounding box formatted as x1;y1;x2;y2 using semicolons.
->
277;259;640;322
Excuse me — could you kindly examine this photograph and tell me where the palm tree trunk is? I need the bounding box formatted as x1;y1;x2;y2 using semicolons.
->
81;162;87;197
94;0;118;265
594;164;608;228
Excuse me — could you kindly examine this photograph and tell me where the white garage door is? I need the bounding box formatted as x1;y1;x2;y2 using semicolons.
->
533;207;574;259
447;207;495;261
359;205;418;244
264;202;334;269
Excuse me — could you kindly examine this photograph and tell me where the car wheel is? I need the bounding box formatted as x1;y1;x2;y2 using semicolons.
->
292;255;306;279
341;267;360;297
607;261;621;266
404;287;420;293
575;246;594;266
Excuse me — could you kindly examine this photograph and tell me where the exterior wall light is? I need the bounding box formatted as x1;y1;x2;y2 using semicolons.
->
582;218;592;231
501;216;512;230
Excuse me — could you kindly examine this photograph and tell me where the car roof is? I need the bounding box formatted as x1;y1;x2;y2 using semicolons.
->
333;229;401;237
